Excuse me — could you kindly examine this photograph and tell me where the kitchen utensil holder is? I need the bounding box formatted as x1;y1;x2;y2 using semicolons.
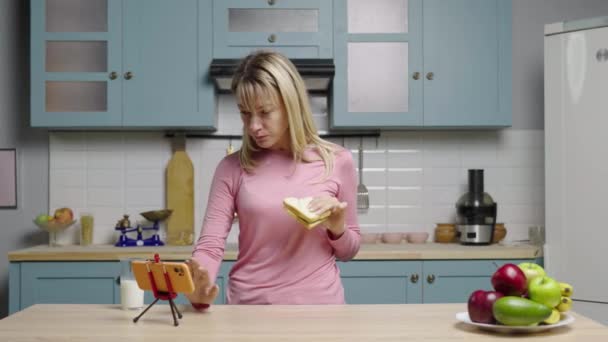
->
133;253;182;327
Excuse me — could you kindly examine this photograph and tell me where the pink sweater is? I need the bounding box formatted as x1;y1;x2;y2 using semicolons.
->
192;146;360;304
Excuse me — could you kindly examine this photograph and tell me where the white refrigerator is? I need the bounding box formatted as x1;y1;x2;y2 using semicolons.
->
545;17;608;326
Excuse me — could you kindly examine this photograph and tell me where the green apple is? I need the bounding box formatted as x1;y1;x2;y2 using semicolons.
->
35;214;51;225
518;262;546;286
528;276;562;308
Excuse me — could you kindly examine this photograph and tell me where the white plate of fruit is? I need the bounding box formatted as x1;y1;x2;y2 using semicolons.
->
457;262;575;333
456;311;574;333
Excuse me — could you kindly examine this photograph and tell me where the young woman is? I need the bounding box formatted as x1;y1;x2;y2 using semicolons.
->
186;51;360;307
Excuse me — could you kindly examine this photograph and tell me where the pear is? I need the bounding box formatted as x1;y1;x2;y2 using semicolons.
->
493;296;553;326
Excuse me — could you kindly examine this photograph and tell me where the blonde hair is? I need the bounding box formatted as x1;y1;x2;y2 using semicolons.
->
231;51;337;178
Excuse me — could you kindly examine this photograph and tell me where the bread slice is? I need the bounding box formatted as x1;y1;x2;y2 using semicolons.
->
283;197;330;229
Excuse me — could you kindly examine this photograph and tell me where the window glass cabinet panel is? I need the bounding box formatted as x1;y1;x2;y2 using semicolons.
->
348;42;409;113
45;81;107;112
348;0;408;33
229;9;319;32
46;41;108;72
46;0;108;32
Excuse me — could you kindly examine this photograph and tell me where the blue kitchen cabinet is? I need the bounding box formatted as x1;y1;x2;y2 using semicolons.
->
422;0;511;127
331;0;511;129
213;0;333;59
422;259;538;303
215;261;235;304
340;258;539;304
332;0;424;128
30;0;215;129
9;258;540;313
338;261;422;304
9;260;236;314
12;262;121;314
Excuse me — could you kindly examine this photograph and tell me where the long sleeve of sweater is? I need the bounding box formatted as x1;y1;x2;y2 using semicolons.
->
191;155;241;284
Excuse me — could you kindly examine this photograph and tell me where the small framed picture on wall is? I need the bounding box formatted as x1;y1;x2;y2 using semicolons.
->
0;148;17;209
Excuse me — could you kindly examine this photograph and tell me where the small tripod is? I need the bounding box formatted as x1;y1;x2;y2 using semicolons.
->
133;254;182;326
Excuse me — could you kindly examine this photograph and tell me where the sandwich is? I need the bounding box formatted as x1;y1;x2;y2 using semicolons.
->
283;197;331;229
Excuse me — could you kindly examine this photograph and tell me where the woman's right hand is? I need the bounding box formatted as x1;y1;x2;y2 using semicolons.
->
185;259;219;305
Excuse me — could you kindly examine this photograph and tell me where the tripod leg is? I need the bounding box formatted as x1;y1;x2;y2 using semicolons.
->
170;298;183;319
133;298;160;323
168;298;179;327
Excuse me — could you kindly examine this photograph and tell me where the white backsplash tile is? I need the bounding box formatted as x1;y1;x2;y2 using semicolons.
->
49;129;545;245
367;188;387;206
422;148;461;167
387;187;423;206
387;206;425;225
387;169;423;187
423;167;462;186
52;169;86;187
387;151;422;168
357;207;387;226
50;150;86;170
87;169;123;188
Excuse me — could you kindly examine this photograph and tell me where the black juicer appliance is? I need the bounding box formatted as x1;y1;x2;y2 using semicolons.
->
455;169;497;245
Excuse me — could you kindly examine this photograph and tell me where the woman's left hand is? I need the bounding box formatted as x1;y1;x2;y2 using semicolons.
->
308;196;348;238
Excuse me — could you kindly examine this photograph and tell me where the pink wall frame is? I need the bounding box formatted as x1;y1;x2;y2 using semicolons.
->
0;149;17;209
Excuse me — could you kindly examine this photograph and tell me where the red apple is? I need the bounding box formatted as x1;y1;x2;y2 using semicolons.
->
468;290;504;324
491;263;527;296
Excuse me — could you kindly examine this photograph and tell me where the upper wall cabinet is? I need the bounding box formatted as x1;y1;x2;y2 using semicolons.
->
332;0;423;128
331;0;512;129
422;0;511;127
30;0;216;129
213;0;333;59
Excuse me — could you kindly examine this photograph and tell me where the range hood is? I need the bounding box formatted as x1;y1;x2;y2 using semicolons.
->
209;58;335;93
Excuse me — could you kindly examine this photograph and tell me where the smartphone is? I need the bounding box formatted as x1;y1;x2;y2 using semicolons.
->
131;260;195;294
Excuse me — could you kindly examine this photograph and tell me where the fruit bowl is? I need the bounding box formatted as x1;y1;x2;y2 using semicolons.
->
456;311;575;333
34;219;77;247
33;220;77;233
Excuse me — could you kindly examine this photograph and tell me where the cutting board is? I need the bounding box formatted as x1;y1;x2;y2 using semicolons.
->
166;137;194;245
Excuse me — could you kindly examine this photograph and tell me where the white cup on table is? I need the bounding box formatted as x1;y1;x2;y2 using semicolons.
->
120;259;144;310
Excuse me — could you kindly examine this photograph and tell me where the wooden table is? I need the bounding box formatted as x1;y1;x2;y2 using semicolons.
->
1;304;606;341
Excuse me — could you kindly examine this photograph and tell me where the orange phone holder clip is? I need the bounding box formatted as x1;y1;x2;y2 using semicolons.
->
133;253;182;326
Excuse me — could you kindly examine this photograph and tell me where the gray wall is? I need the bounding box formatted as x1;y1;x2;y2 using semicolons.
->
2;0;608;318
512;0;608;128
0;0;48;318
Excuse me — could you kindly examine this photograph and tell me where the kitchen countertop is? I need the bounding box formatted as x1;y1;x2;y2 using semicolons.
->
7;242;542;261
0;304;606;341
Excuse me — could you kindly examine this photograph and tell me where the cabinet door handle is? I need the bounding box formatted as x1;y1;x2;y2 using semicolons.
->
426;72;434;80
109;71;118;80
427;274;436;284
268;0;276;5
410;274;419;283
268;34;277;43
116;276;121;285
412;72;420;80
124;71;133;80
